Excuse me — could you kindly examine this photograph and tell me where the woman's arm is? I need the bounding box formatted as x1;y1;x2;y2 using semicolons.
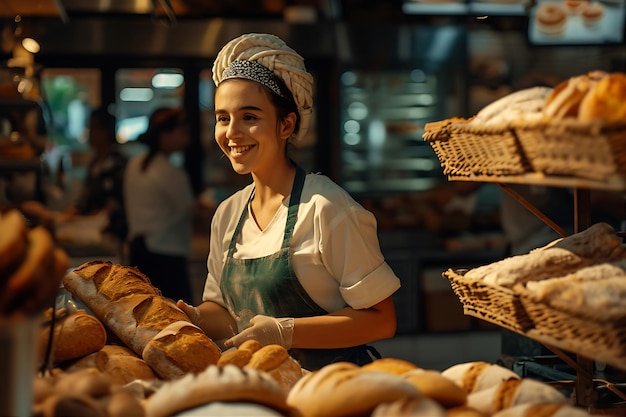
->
290;296;397;349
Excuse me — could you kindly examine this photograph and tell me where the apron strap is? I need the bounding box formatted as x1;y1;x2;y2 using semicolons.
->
227;164;306;257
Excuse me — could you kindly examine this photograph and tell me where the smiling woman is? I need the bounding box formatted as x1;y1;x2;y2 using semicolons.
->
174;33;402;372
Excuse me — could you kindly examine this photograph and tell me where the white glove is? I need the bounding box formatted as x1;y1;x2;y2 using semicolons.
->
225;315;294;349
176;300;202;327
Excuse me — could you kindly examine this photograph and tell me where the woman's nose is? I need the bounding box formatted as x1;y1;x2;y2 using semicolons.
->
226;120;242;139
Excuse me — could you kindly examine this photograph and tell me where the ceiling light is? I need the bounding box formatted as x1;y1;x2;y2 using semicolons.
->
152;73;184;89
21;38;40;53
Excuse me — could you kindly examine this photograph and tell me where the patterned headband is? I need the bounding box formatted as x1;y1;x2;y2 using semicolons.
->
220;60;286;99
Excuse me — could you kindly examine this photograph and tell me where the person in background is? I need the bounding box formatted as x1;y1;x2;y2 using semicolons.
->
124;107;194;302
68;108;128;241
177;33;401;371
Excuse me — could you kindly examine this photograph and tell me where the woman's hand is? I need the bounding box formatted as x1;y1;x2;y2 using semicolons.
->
176;300;202;326
225;315;294;349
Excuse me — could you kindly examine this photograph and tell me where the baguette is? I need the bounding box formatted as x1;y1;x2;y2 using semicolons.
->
63;261;190;355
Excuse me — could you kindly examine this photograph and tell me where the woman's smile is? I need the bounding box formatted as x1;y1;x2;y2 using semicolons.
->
229;144;256;156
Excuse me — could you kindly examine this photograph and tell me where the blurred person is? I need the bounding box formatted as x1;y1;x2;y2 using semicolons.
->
124;108;194;302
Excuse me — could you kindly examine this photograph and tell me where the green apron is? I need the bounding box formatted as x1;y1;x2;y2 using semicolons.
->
220;165;380;371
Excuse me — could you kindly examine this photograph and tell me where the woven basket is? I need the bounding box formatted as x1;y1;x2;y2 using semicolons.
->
516;286;626;369
423;118;530;178
443;269;534;333
514;119;626;181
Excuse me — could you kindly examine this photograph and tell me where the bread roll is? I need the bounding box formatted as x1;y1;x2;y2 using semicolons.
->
578;72;626;123
402;369;467;407
467;378;567;415
40;309;107;363
371;397;446;416
217;348;252;368
63;261;196;356
464;222;624;287
543;71;608;120
286;361;421;417
491;402;593;416
143;364;291;417
442;362;520;394
142;321;221;380
447;405;490;417
245;344;303;394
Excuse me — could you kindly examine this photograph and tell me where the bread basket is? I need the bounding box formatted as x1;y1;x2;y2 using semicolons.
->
443;269;533;333
515;284;626;371
423;118;531;178
513;119;626;182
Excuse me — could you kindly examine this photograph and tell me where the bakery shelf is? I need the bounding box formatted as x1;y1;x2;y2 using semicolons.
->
447;172;626;192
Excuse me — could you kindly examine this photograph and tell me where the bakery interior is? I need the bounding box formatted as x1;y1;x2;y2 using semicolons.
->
1;0;626;415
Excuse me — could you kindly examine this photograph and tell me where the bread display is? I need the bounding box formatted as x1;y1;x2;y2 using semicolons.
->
62;261;221;379
469;87;553;126
143;364;291;417
361;357;420;375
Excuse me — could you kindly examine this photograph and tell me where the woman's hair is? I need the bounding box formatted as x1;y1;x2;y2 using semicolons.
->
89;108;116;142
138;108;185;172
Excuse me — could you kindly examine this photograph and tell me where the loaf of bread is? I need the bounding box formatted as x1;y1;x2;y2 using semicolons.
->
64;344;157;385
142;321;221;380
246;344;303;394
371;397;446;417
441;361;520;394
402;368;467;408
63;261;205;353
361;357;420;375
523;260;626;323
470;87;553;126
143;364;291;417
39;309;107;364
286;361;420;417
464;222;625;287
217;342;303;394
467;378;567;415
1;219;69;316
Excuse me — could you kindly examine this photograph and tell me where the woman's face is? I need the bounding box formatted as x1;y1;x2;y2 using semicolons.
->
214;79;294;176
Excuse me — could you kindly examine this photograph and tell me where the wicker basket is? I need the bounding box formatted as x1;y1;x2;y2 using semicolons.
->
514;119;626;182
443;269;534;333
423;119;530;178
516;286;626;370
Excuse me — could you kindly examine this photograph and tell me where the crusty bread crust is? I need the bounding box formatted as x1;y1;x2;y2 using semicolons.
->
143;364;290;417
287;361;421;417
142;321;221;380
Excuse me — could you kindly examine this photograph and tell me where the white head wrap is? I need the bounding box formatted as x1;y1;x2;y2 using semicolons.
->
212;33;314;145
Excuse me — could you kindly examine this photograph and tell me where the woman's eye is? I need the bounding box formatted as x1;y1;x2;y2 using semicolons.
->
216;115;229;123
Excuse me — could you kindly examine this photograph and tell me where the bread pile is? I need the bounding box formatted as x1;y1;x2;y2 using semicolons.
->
61;260;221;380
282;359;592;417
217;340;303;394
0;209;69;317
462;222;626;323
458;71;626;128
